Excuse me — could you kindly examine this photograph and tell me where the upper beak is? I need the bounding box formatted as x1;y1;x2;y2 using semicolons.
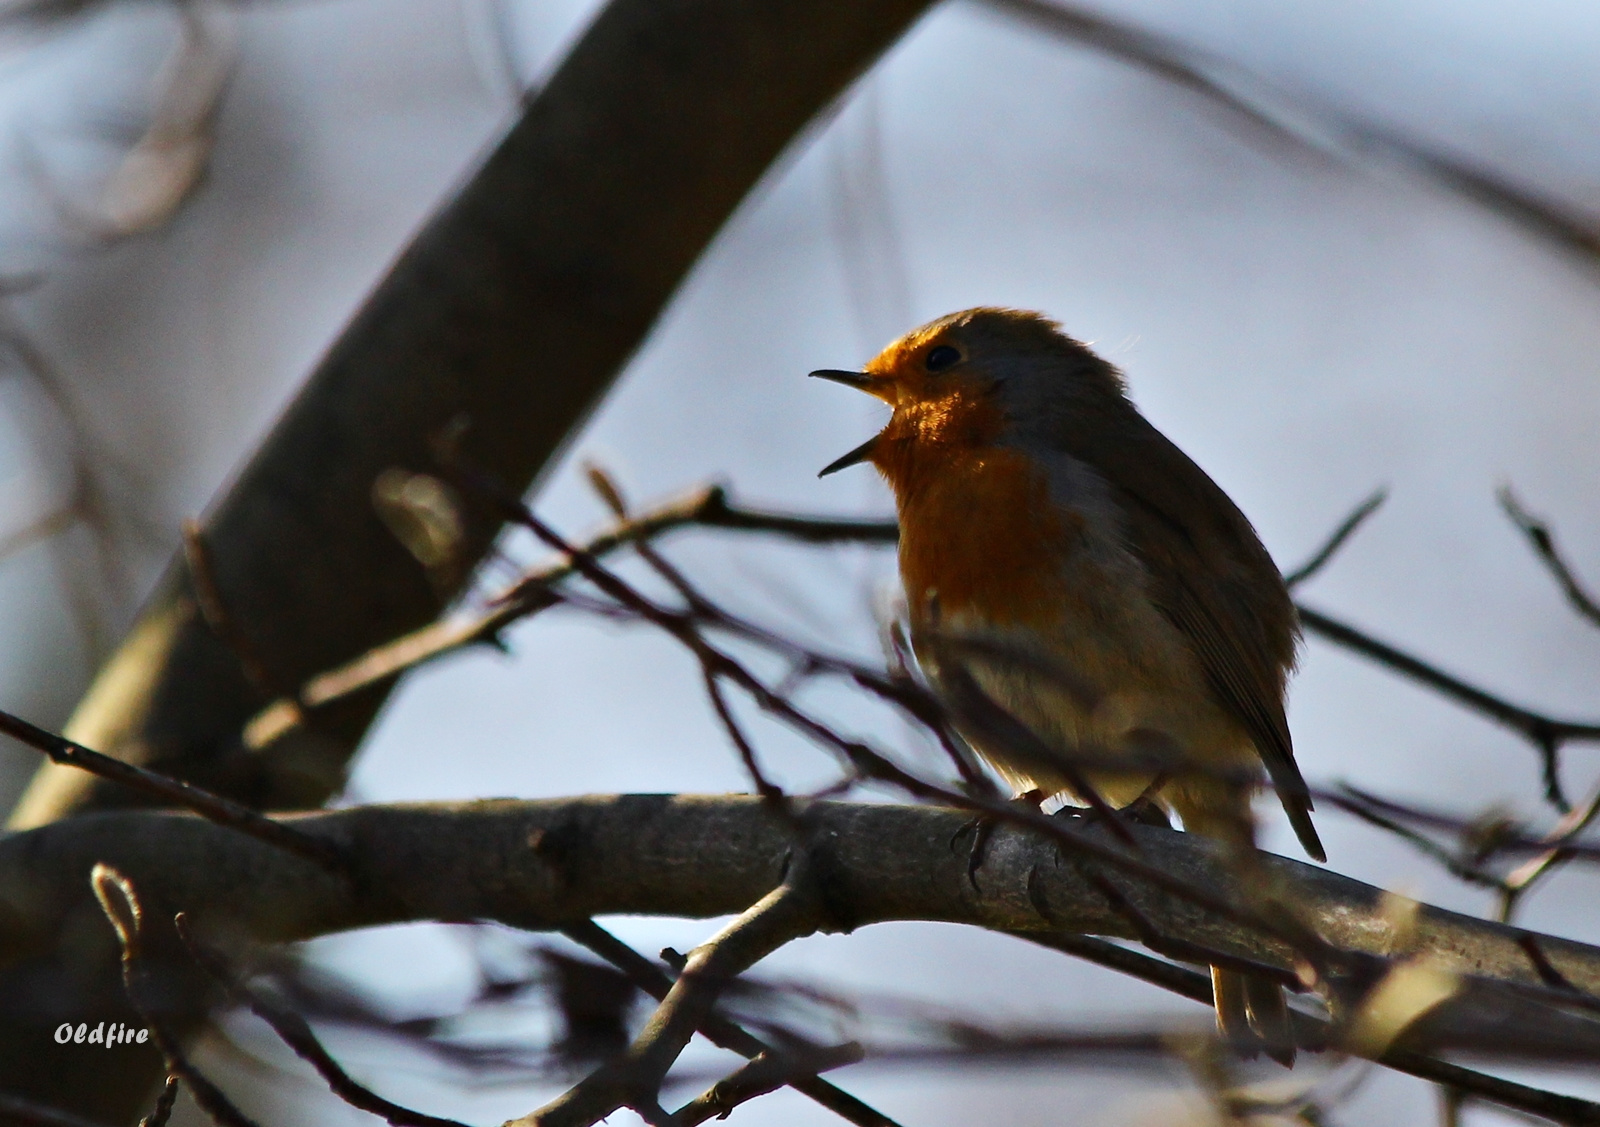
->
809;368;875;390
812;371;876;389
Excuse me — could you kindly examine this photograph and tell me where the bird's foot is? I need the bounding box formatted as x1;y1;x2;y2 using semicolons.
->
1118;796;1173;829
951;788;1047;891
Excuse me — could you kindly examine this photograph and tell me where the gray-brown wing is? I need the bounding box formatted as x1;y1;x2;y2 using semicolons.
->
1047;399;1325;861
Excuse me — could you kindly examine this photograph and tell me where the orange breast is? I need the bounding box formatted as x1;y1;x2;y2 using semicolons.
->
872;396;1077;627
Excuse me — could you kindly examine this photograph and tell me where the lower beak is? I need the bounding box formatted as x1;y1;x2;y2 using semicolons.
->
818;434;880;477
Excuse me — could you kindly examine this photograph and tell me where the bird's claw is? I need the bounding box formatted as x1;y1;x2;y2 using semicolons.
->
951;789;1048;891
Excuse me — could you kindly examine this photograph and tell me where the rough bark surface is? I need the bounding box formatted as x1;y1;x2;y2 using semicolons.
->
5;797;1599;1066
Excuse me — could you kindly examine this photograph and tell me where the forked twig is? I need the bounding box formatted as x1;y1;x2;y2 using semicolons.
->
521;874;827;1126
1296;606;1595;810
560;921;902;1127
90;866;262;1127
673;1043;865;1126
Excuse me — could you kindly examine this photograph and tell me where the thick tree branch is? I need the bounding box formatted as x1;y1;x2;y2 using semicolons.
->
5;796;1600;1069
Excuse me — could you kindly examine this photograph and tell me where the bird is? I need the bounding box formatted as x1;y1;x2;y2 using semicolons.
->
811;307;1322;1060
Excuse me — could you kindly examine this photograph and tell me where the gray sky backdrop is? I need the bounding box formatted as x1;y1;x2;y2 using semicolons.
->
1;0;1599;1122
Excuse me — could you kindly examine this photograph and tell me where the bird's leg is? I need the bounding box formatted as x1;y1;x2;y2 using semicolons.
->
951;788;1048;890
1119;773;1173;829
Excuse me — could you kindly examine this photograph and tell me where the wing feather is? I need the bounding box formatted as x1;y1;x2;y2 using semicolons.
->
1043;397;1325;861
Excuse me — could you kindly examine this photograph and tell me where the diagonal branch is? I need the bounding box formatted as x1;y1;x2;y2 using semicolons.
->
521;873;828;1126
1499;487;1600;631
242;485;900;749
560;922;903;1127
174;915;469;1127
983;0;1600;271
1294;605;1596;810
1284;488;1387;589
0;707;348;873
673;1043;865;1126
1013;931;1600;1125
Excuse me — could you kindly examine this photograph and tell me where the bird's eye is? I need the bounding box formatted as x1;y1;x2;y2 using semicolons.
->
924;345;961;373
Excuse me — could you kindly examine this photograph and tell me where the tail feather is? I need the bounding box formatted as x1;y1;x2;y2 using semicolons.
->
1212;967;1296;1067
1283;793;1326;863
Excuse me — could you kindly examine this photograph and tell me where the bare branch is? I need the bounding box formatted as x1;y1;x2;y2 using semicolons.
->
281;478;1597;827
1499;488;1600;631
183;520;279;700
1502;785;1600;919
982;0;1600;273
1284;489;1388;589
521;873;828;1126
674;1044;865;1126
175;915;469;1127
243;486;898;749
90;866;261;1127
1295;605;1593;810
0;707;349;873
9;798;1600;1063
561;922;903;1127
1014;932;1600;1124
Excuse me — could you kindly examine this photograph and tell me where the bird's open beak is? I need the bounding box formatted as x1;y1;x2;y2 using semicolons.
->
810;370;885;477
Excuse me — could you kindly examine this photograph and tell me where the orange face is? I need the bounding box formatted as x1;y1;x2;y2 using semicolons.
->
812;321;1007;484
813;318;1071;626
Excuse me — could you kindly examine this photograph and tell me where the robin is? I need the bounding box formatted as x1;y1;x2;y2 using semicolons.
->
812;307;1322;1059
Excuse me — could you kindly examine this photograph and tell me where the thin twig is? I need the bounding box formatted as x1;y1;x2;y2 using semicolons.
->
523;876;827;1127
1325;784;1600;864
1012;931;1600;1124
703;670;791;812
1499;487;1600;631
559;922;902;1127
1502;785;1600;919
242;485;894;748
982;0;1600;271
0;707;349;873
673;1043;865;1126
1296;605;1594;810
174;915;469;1127
182;519;279;699
1284;488;1388;589
1324;792;1511;895
90;866;263;1127
0;507;76;566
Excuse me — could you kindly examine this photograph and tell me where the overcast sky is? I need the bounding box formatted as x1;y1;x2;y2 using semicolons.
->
2;0;1599;1122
